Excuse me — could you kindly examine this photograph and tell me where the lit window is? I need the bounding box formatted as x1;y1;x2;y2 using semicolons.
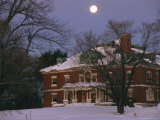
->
64;75;70;83
146;71;152;82
146;88;154;101
92;74;97;82
51;76;57;86
79;74;84;82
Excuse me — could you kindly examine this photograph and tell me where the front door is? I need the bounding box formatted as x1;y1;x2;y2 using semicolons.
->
91;93;96;103
68;91;72;104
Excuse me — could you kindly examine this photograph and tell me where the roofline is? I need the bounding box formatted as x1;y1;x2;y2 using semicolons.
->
40;64;160;74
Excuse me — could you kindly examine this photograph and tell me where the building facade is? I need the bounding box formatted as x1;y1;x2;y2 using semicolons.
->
41;34;160;107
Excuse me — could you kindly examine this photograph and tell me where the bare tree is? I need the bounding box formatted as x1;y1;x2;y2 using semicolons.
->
73;20;159;114
0;0;69;109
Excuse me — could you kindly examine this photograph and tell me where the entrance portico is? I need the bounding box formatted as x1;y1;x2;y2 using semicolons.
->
62;82;106;105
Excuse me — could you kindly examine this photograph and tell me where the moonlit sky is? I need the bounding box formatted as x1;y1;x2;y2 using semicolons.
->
46;0;160;54
53;0;160;34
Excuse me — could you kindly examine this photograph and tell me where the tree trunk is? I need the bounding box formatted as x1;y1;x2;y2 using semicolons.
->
117;105;124;114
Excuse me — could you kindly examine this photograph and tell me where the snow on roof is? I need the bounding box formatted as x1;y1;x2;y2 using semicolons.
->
131;48;152;54
62;82;106;89
40;45;160;73
156;55;160;65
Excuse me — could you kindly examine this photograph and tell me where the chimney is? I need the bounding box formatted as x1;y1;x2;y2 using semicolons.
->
121;33;131;52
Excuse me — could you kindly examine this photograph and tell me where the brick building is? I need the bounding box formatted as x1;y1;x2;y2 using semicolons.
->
40;34;160;107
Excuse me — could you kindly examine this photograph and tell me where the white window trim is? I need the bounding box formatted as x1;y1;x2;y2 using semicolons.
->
51;76;57;87
51;93;57;104
91;73;97;82
128;88;133;97
64;74;70;83
146;88;154;101
146;71;152;82
79;74;84;82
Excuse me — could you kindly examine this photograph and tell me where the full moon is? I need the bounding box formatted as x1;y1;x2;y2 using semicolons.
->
90;5;98;14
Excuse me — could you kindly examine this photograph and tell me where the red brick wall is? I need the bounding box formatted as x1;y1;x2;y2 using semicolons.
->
43;67;160;107
44;92;52;107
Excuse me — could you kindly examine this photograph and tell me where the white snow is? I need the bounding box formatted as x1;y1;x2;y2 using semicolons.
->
40;46;160;73
131;48;152;54
1;103;160;120
143;58;152;63
62;82;105;88
156;55;160;65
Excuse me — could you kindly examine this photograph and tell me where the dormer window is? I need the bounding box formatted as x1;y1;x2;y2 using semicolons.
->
146;71;152;82
51;76;57;86
91;73;97;82
79;74;84;82
64;75;70;83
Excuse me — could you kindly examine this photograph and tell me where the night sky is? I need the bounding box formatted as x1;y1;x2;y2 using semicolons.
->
53;0;160;35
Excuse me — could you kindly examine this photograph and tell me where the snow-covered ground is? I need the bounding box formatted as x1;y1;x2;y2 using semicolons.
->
0;103;160;120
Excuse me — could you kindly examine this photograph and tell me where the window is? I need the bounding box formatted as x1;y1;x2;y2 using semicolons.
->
127;89;133;97
157;90;159;102
64;75;70;83
79;74;84;82
109;72;113;78
91;74;97;82
146;88;154;101
126;71;133;82
156;72;159;84
146;71;152;82
51;76;57;86
52;93;57;102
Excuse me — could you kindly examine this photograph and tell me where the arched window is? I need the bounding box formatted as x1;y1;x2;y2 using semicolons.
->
85;71;91;82
91;73;97;82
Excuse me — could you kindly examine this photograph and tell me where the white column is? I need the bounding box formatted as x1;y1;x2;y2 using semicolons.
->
63;90;66;100
72;90;75;99
99;90;101;100
63;90;68;105
96;89;97;100
157;89;159;102
87;92;88;99
75;90;77;102
96;89;100;104
72;90;76;103
66;91;68;99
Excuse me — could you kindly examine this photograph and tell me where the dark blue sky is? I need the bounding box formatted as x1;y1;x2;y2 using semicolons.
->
53;0;160;34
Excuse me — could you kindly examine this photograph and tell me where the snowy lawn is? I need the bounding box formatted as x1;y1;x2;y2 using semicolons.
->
0;103;160;120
